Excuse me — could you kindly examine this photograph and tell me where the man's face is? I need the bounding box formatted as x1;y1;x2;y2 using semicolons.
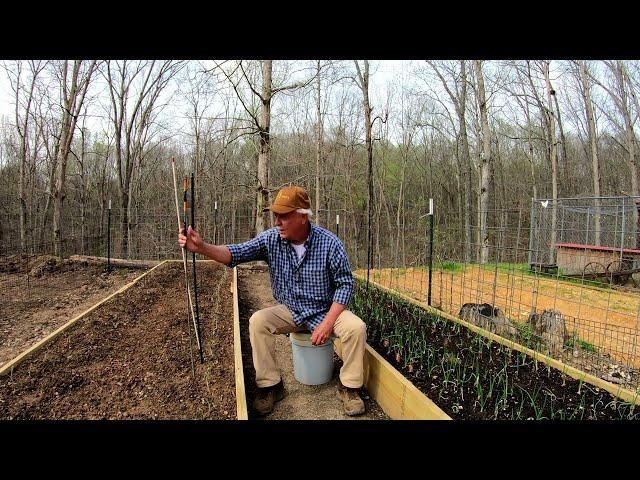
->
274;211;306;240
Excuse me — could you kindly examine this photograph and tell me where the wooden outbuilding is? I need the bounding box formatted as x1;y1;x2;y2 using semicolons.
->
554;242;640;277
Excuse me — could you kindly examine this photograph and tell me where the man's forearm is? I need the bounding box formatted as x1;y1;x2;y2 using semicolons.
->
197;242;232;265
324;302;347;325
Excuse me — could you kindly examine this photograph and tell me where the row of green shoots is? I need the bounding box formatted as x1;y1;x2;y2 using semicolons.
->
351;279;639;420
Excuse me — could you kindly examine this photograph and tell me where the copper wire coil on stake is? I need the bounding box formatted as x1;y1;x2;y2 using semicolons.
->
184;175;196;373
191;171;204;363
183;173;204;364
171;158;201;375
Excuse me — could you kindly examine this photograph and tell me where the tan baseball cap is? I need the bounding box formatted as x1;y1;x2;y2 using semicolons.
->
264;186;311;214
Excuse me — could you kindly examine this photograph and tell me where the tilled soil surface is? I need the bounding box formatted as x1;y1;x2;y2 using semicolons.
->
0;261;236;420
237;263;387;420
0;254;143;368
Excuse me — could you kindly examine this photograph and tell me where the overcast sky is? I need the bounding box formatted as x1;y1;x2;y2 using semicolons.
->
0;60;581;147
0;60;407;124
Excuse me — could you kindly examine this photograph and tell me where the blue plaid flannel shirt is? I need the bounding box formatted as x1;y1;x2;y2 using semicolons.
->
226;223;353;330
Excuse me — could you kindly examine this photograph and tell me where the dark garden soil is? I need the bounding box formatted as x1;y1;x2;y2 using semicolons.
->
0;261;236;419
0;254;143;369
237;263;387;420
352;280;640;420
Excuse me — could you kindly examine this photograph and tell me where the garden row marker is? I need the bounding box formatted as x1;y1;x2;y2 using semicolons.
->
171;157;201;374
190;172;204;363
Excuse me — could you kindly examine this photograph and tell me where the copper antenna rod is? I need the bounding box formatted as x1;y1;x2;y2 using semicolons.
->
184;174;203;360
171;158;201;372
190;171;204;363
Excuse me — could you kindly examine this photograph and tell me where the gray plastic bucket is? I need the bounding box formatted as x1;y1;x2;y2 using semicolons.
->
289;332;335;385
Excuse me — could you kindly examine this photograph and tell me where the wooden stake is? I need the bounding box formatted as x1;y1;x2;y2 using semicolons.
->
171;158;201;363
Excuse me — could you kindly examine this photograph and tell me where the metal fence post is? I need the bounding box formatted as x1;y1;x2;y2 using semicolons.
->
621;201;626;263
107;199;112;271
528;198;536;267
427;198;434;307
214;201;218;245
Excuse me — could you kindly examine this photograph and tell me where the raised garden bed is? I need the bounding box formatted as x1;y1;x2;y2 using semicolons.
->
0;253;143;369
333;339;449;420
352;276;640;420
0;261;238;420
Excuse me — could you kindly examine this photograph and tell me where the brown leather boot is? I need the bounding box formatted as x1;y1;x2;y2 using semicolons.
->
253;380;285;416
337;380;366;416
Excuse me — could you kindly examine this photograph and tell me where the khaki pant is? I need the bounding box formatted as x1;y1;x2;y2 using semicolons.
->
249;304;367;389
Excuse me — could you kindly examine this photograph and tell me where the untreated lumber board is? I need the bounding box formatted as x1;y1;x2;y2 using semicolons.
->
69;255;160;269
232;267;248;420
334;339;450;420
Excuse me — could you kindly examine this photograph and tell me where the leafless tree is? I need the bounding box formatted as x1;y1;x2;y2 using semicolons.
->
104;60;184;257
212;60;316;234
52;60;99;258
426;60;473;262
474;60;492;263
576;60;602;245
3;60;47;251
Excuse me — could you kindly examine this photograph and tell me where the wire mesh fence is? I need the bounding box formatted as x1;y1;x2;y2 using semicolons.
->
2;190;640;391
530;196;640;269
349;200;640;391
0;196;258;312
0;235;105;295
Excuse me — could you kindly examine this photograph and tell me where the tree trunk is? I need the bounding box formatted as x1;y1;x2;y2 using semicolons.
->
544;61;559;264
13;61;41;252
580;61;601;246
617;62;639;198
19;149;27;252
354;60;374;274
53;118;72;258
315;60;323;227
52;60;96;259
78;126;87;255
612;61;640;247
458;61;473;263
255;60;272;234
364;65;374;273
475;60;492;264
396;145;407;267
69;255;159;269
553;89;569;193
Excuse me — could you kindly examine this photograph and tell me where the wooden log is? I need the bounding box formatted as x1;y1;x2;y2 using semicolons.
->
69;255;160;269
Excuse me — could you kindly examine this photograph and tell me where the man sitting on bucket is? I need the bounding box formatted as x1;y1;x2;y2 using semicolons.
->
178;185;367;416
